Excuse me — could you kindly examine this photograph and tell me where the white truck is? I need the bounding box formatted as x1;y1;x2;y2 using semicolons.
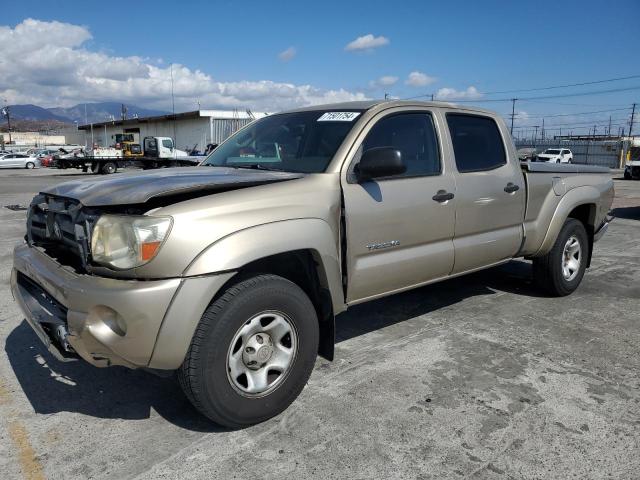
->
56;136;199;174
537;148;573;163
623;138;640;180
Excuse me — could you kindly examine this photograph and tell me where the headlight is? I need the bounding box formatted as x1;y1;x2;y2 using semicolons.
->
91;215;172;269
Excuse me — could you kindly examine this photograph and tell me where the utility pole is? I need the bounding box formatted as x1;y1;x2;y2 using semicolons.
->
509;98;516;135
533;125;539;148
384;93;389;100
629;103;637;138
608;115;612;137
541;118;545;140
585;127;592;164
2;104;11;145
431;93;434;101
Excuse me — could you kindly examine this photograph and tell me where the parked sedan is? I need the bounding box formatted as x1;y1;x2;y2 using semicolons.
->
39;154;55;167
0;153;40;169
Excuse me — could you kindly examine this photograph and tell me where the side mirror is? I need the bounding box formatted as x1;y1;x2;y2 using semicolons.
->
355;147;406;181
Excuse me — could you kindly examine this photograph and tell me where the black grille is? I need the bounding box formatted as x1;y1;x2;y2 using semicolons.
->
27;195;94;272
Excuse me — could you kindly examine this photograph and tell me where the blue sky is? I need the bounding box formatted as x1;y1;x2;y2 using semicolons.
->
2;0;639;135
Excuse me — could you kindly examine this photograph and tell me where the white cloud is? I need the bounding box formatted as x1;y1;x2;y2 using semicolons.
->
405;71;437;87
345;34;389;52
0;19;367;112
435;86;482;100
278;46;297;62
369;75;399;88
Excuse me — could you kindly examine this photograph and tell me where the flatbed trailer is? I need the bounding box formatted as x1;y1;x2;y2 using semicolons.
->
55;156;202;174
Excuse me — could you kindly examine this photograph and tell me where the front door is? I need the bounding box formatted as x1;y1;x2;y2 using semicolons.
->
342;109;456;304
444;112;525;274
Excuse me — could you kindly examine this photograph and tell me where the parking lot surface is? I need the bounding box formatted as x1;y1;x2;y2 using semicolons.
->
0;168;639;479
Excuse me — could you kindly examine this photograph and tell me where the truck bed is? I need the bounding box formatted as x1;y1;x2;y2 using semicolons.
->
521;161;610;174
519;163;614;257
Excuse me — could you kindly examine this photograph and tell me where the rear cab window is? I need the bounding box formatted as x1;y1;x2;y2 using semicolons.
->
446;114;506;173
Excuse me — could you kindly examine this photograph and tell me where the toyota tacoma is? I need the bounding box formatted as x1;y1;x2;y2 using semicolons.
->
11;101;614;427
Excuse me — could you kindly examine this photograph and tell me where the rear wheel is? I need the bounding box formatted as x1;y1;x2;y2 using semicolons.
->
101;162;117;174
533;218;588;296
178;274;319;427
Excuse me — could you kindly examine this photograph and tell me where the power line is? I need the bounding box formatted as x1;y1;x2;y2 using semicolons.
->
500;107;631;119
404;74;640;102
515;117;629;128
479;74;640;95
440;85;640;103
513;121;628;131
520;99;632;107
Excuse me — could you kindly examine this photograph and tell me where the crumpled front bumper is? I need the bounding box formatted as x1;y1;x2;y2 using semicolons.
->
11;244;234;369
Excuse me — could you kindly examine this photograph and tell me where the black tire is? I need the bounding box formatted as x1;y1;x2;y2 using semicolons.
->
101;162;117;174
624;170;632;180
178;274;319;427
25;162;35;169
533;218;588;296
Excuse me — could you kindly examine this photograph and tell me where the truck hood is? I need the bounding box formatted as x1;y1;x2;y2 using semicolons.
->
41;167;306;207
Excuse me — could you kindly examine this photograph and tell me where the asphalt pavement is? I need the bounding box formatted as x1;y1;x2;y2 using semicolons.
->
0;168;638;479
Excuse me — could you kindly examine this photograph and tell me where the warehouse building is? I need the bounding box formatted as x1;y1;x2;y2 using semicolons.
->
66;109;268;153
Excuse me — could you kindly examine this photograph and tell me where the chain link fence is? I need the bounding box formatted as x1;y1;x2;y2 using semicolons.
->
515;139;623;168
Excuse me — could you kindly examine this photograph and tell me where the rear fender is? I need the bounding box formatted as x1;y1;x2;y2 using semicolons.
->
532;186;599;257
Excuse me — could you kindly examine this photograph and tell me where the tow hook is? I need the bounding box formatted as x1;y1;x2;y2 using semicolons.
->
55;325;75;353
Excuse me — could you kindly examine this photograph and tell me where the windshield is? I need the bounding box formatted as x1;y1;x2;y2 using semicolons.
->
201;110;363;173
544;149;561;154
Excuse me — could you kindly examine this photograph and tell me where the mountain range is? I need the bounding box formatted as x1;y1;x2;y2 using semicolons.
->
5;102;169;125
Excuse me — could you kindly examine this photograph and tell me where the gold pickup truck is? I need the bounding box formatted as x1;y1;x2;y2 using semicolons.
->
11;100;614;427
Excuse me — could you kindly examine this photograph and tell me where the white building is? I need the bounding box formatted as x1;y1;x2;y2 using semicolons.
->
67;110;268;152
1;131;66;146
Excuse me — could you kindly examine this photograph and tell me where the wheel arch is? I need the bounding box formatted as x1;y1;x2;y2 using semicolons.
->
183;219;345;361
532;186;599;262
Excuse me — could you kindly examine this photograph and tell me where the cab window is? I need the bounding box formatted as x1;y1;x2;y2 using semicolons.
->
446;114;506;173
362;113;440;177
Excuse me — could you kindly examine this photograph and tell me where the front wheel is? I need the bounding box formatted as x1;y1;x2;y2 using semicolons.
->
25;162;35;169
533;218;588;296
178;274;319;427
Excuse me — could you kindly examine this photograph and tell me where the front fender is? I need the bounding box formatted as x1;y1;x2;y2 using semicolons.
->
532;186;600;256
184;218;344;314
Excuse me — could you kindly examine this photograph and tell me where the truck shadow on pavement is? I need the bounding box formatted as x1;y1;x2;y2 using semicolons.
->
5;322;225;432
611;206;640;220
335;259;540;342
5;260;538;431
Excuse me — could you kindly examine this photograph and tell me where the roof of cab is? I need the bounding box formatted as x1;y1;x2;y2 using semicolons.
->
281;99;498;116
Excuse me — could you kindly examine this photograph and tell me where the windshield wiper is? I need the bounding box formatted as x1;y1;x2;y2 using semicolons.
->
232;163;284;172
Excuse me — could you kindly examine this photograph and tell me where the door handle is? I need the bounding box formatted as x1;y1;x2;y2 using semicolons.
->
432;190;455;203
504;182;520;193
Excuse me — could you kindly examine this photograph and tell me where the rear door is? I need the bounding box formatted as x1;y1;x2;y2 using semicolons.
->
444;112;525;274
342;108;456;303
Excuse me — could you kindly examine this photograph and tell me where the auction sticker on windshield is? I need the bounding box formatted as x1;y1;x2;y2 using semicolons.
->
317;112;361;122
